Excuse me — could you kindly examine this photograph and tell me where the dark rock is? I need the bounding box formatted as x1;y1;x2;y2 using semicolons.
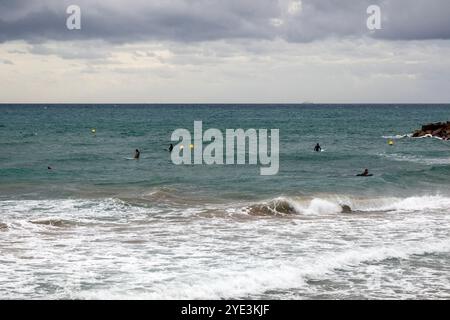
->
247;200;297;216
432;128;443;136
341;205;352;213
413;121;450;140
421;122;445;132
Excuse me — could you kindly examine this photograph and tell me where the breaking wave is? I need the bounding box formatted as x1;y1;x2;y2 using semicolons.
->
1;194;450;230
243;195;450;216
382;133;449;141
244;197;342;216
382;133;412;139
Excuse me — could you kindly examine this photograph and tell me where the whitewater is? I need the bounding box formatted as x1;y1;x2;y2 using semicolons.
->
1;104;449;299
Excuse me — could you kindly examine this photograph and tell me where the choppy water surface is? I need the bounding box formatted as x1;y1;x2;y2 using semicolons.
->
1;104;449;299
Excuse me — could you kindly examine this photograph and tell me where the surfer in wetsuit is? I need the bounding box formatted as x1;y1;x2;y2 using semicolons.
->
314;143;322;152
134;149;140;159
357;169;370;176
168;144;174;152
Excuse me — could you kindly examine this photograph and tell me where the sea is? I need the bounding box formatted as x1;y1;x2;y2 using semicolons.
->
0;104;449;299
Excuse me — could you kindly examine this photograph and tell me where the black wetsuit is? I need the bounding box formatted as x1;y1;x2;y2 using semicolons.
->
357;170;371;176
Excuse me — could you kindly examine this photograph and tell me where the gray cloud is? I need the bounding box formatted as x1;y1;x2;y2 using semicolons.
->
376;0;450;40
0;0;449;44
29;41;113;60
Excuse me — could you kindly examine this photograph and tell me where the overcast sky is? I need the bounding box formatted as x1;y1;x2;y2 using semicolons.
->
1;0;450;103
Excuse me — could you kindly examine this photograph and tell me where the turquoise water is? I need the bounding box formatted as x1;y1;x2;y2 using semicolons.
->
1;104;449;299
1;104;450;199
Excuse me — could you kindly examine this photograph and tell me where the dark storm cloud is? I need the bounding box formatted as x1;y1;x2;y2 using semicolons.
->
0;0;449;44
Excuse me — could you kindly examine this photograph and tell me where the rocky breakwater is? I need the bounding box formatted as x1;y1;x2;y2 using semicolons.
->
412;121;450;140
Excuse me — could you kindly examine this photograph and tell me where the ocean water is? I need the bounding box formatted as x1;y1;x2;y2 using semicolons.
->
0;104;449;299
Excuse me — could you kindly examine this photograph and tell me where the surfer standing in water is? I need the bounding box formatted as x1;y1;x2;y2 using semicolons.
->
168;144;173;152
134;149;140;160
314;143;322;152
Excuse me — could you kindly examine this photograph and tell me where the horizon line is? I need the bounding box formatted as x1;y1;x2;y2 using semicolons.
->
1;102;450;105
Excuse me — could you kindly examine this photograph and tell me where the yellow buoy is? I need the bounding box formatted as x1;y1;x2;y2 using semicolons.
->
189;144;194;150
91;128;96;134
388;140;394;146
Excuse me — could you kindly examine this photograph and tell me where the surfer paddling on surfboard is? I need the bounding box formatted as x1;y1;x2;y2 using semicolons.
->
134;149;140;160
357;169;372;177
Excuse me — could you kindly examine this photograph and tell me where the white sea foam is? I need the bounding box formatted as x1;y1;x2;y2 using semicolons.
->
381;133;449;141
381;133;412;139
244;194;450;216
2;194;450;225
414;134;447;140
373;195;450;213
0;198;157;231
1;196;450;299
335;194;450;213
283;197;342;215
70;239;450;300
